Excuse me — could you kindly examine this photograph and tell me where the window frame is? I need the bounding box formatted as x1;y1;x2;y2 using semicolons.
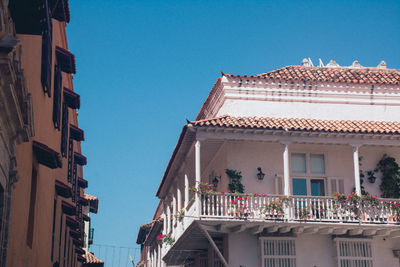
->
334;238;373;267
290;151;328;196
260;237;297;267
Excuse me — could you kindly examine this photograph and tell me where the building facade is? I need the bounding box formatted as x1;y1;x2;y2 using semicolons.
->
0;1;102;266
137;59;400;266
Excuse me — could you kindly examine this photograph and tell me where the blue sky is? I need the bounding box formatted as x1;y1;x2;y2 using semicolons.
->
67;0;400;264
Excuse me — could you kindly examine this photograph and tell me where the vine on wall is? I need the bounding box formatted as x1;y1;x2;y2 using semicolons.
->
377;154;400;198
225;169;245;193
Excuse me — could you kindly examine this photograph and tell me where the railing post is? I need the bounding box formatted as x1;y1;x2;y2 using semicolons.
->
195;139;201;217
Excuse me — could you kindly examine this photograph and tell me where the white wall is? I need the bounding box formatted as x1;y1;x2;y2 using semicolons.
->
200;140;400;196
228;232;259;267
228;232;400;267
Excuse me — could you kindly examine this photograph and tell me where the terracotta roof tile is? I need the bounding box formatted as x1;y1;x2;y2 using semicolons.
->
192;115;400;134
84;251;104;264
226;65;400;85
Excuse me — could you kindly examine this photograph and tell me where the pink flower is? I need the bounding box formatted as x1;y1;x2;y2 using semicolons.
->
232;200;237;204
243;206;247;209
348;195;352;199
237;197;243;201
221;192;225;195
213;183;217;187
157;234;166;240
351;191;354;194
262;193;266;197
227;190;232;193
336;194;340;197
345;200;348;203
254;193;258;197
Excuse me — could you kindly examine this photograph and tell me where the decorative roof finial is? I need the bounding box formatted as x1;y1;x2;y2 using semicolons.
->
326;60;340;68
377;60;387;69
351;60;363;68
302;58;310;67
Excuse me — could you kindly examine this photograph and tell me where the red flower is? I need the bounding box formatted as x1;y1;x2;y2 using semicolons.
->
157;234;166;240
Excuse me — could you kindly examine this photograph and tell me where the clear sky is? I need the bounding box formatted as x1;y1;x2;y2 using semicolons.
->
67;0;400;265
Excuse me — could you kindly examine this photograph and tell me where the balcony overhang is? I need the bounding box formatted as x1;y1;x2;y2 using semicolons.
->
66;216;79;230
70;124;85;141
195;126;400;147
62;201;75;216
74;152;87;166
78;177;88;189
55;180;72;198
63;88;80;109
32;141;62;169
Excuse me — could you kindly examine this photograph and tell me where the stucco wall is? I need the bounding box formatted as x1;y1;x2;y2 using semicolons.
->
216;96;400;122
228;232;399;267
197;141;400;196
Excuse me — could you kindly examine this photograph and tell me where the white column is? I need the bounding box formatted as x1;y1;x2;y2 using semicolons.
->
172;193;177;226
184;173;189;210
177;186;182;212
195;140;201;217
352;145;362;195
162;210;166;234
282;142;290;196
166;202;171;233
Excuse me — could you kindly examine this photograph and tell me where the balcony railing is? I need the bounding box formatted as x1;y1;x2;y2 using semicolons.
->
198;193;400;224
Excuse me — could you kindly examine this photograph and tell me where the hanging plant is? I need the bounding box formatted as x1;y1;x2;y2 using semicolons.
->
225;169;245;193
377;154;400;198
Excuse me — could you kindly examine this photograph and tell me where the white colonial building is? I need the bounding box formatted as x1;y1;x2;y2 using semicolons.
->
136;59;400;267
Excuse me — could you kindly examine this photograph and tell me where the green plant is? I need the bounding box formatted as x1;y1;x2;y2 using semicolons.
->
189;181;215;196
174;209;185;222
231;195;250;217
263;197;291;216
225;169;245;193
157;233;175;246
377;154;400;198
298;207;310;220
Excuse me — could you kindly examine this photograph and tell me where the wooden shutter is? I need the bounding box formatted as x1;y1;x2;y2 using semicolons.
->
61;103;68;157
53;65;62;129
40;0;52;96
275;176;283;195
329;178;345;195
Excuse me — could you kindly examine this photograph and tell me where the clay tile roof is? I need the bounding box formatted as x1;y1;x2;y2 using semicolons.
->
84;251;104;264
83;194;98;201
226;65;400;85
191;115;400;134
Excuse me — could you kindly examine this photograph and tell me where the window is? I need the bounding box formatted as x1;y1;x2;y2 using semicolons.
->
51;196;57;261
310;154;325;174
291;153;306;174
261;239;296;267
27;166;38;248
336;239;373;267
291;153;326;196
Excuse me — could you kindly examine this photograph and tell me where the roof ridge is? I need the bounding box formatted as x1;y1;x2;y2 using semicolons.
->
193;115;400;124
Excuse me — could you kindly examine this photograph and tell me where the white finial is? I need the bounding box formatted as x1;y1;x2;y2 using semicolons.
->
351;60;363;68
302;58;310;66
318;58;324;67
326;60;340;68
308;57;314;67
377;60;387;69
